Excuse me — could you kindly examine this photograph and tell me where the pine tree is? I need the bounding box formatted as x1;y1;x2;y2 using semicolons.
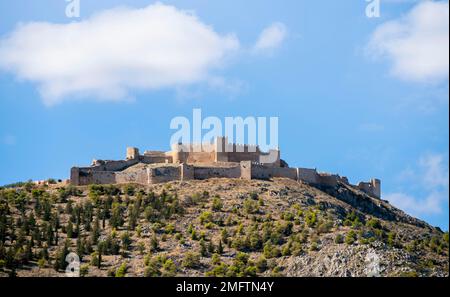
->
200;239;207;257
97;242;105;269
91;216;100;245
217;240;224;254
67;221;74;239
25;239;33;263
150;233;158;252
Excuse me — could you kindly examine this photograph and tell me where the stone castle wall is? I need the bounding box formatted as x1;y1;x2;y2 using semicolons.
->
170;137;280;166
70;139;381;199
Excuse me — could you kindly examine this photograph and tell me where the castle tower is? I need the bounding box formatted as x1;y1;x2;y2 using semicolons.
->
214;136;229;162
126;147;139;160
371;178;381;198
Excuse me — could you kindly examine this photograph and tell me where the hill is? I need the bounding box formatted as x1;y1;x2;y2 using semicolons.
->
0;178;448;277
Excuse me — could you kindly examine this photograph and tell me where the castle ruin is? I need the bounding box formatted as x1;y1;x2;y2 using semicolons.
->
70;137;381;199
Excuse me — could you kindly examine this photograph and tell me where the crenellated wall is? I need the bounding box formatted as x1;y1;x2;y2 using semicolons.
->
169;137;280;166
70;140;381;199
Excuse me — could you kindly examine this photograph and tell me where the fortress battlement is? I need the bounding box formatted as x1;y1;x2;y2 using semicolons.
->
70;137;381;199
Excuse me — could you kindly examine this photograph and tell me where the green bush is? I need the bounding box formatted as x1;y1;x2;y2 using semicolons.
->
281;243;291;256
90;252;99;267
162;259;177;277
366;218;382;229
212;196;223;212
37;258;46;268
334;234;344;244
115;262;127;277
317;221;334;234
123;185;135;196
144;258;161;277
182;252;201;268
263;241;281;259
206;263;228;277
387;232;396;247
256;256;268;273
80;264;89;277
121;232;131;251
199;211;213;225
345;230;357;245
211;253;221;265
305;211;317;227
243;198;258;215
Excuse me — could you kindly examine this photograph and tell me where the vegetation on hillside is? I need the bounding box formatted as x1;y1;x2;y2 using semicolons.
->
0;179;448;277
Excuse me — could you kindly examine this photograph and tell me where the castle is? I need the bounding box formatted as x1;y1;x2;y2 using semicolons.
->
70;137;381;199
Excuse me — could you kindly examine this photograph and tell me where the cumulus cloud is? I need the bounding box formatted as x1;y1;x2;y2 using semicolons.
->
0;3;240;105
385;153;449;216
367;1;449;83
385;192;443;215
253;22;287;53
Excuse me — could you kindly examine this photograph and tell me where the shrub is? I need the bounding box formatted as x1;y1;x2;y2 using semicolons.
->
281;243;291;256
256;256;268;273
144;257;161;277
204;222;214;230
290;241;303;256
282;212;295;221
243;198;258;215
182;252;201;268
305;211;317;227
80;264;89;277
115;262;127;277
211;253;221;265
249;192;259;200
387;232;396;247
123;185;135;196
334;234;344;244
212;196;223;212
121;232;132;251
37;258;46;269
366;218;382;229
345;230;357;245
263;241;281;259
137;242;146;255
206;263;228;277
165;223;175;234
150;233;158;252
244;265;257;277
199;211;213;225
162;259;177;277
236;252;249;265
90;252;99;267
317;221;334;234
199;239;207;257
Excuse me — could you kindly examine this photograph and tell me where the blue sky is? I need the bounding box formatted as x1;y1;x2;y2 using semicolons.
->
0;0;448;230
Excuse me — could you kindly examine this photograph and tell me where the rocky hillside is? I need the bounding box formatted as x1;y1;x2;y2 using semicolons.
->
0;178;448;277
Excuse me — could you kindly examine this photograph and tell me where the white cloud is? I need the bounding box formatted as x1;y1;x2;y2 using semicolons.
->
253;22;287;53
367;1;449;83
385;153;449;216
385;192;443;215
420;153;449;188
0;3;240;105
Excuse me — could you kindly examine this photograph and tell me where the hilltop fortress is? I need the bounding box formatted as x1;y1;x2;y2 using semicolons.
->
70;137;381;199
